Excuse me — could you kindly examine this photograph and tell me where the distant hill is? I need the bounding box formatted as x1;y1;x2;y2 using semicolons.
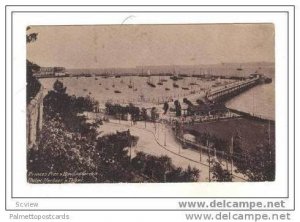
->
67;62;275;79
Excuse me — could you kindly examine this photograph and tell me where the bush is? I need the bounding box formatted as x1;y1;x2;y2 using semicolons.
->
27;60;41;104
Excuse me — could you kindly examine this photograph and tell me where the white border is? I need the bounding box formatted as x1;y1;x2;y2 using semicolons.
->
5;5;295;210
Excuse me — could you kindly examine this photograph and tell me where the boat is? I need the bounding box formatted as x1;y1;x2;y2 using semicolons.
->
114;90;121;93
147;77;156;88
157;77;163;85
147;82;156;88
170;67;183;81
157;79;163;85
170;76;179;81
181;79;189;90
237;64;243;71
170;74;184;81
178;74;188;78
128;79;133;88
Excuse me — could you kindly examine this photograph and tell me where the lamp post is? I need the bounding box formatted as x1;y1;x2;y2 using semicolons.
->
199;145;202;163
208;148;211;182
164;125;167;146
230;136;234;176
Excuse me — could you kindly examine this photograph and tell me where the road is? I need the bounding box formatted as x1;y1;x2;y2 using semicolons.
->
98;119;247;182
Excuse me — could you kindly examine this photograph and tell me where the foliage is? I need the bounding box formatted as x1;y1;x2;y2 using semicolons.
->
26;27;38;43
27;119;98;183
28;119;199;183
150;107;159;122
163;102;169;114
211;160;233;182
94;130;139;182
183;98;195;116
141;108;149;121
105;102;140;121
132;152;200;182
190;131;229;153
43;80;98;138
28;80;201;183
196;99;205;106
26;26;41;104
235;144;275;181
174;100;182;116
28;119;139;183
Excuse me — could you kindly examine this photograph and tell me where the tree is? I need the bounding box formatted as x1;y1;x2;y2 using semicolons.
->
26;26;38;43
53;79;67;94
150;107;159;122
132;152;200;182
26;27;41;104
174;100;182;117
141;108;148;121
43;80;98;138
196;99;205;106
27;119;98;183
235;144;275;181
163;102;169;114
128;103;140;121
211;160;233;182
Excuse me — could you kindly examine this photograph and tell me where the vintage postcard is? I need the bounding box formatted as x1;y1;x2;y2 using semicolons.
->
26;24;275;183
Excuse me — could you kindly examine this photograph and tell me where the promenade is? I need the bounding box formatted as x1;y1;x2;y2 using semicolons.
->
98;119;247;182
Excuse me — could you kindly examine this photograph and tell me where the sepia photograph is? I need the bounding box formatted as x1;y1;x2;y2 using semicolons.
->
26;24;275;184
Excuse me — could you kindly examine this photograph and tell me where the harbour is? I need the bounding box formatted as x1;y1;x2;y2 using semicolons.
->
27;24;276;183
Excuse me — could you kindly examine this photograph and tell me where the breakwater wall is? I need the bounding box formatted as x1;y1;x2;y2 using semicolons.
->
227;108;275;124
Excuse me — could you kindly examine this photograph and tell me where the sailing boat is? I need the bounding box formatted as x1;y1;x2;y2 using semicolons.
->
147;76;156;88
173;82;179;88
128;79;133;88
182;79;189;90
161;77;168;82
237;64;243;71
146;70;156;87
157;77;163;85
170;67;179;81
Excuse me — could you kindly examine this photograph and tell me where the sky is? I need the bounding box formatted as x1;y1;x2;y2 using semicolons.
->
27;24;275;69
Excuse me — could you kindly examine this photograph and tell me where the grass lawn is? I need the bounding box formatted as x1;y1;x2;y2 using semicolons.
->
183;117;275;153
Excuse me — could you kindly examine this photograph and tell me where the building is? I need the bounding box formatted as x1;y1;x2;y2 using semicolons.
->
33;67;67;78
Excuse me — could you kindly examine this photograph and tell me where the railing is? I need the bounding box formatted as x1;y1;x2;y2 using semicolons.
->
174;132;245;162
207;77;260;101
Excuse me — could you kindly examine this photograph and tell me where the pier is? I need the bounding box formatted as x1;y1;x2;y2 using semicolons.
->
206;76;261;102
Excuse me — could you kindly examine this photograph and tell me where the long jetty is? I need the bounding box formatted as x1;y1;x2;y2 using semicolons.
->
206;76;261;102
